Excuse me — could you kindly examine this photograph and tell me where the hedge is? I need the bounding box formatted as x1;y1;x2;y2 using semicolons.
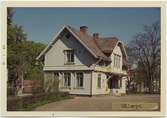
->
7;92;71;111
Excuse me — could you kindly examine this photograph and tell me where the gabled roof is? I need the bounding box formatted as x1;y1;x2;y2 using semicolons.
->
67;26;111;61
93;37;119;53
36;26;127;62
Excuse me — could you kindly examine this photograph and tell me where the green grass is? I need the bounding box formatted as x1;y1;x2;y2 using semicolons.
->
7;92;73;111
24;95;72;111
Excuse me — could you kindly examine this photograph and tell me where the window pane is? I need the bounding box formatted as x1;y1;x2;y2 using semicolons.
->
77;73;83;87
80;78;83;87
113;54;121;68
65;33;71;39
97;74;101;88
67;53;71;62
71;52;74;62
68;77;71;86
64;50;74;63
64;73;71;87
64;78;67;86
54;72;59;79
68;73;71;86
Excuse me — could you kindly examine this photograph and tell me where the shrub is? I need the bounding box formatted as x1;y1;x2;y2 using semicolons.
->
7;92;71;111
7;87;16;96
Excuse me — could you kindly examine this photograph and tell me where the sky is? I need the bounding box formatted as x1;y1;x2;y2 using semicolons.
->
12;8;160;44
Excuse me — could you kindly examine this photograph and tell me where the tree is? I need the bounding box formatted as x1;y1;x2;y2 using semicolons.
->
129;22;160;93
7;8;14;25
7;8;46;95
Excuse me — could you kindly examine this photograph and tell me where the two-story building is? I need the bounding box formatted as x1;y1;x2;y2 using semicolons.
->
37;26;128;96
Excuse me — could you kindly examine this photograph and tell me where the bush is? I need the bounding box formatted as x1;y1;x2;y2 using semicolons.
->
7;87;16;96
32;86;44;94
7;97;23;110
7;92;71;111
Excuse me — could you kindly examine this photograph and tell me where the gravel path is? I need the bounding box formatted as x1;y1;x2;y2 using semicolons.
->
35;94;160;111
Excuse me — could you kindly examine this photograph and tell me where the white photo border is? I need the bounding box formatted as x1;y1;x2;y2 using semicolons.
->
0;0;166;117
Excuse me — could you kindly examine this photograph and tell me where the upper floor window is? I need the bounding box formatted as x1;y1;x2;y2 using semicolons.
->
64;49;74;64
76;73;84;88
65;33;71;39
114;54;121;68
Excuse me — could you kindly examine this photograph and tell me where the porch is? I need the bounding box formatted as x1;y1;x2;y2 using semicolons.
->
107;74;127;96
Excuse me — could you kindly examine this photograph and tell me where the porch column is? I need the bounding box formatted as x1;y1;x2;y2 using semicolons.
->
121;76;127;93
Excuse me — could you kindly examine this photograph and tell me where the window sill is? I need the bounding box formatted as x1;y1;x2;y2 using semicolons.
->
64;62;75;65
61;86;71;89
74;87;84;89
96;87;102;89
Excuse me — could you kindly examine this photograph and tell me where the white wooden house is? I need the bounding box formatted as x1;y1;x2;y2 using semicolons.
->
37;26;128;96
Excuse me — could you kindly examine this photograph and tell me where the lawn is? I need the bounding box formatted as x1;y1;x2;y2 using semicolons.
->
7;92;72;111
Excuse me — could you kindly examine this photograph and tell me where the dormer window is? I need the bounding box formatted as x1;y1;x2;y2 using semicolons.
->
64;49;74;64
65;33;71;39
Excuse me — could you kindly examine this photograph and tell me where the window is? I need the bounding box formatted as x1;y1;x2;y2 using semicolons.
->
114;54;121;68
97;74;101;88
64;73;71;87
64;50;74;64
54;72;59;79
65;33;71;39
76;73;84;88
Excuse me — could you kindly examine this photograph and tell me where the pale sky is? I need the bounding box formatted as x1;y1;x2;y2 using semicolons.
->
13;7;160;44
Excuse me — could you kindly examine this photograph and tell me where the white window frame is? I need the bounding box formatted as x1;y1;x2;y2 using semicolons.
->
64;49;74;64
63;73;71;87
114;54;121;68
76;73;84;88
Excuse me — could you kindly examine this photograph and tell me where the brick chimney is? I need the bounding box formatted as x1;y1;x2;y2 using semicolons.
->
93;33;99;39
80;26;88;34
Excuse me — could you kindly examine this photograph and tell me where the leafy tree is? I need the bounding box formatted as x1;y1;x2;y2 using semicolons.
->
7;24;27;45
8;41;45;80
7;8;14;25
7;8;46;95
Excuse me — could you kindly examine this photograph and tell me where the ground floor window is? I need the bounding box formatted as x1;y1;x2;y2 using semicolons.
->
64;73;71;87
76;73;83;88
54;72;59;79
97;74;101;88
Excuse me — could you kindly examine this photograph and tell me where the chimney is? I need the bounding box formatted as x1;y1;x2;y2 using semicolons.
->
93;33;99;39
80;26;88;34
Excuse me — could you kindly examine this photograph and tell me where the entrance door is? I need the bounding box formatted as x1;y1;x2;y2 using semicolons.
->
108;75;119;89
